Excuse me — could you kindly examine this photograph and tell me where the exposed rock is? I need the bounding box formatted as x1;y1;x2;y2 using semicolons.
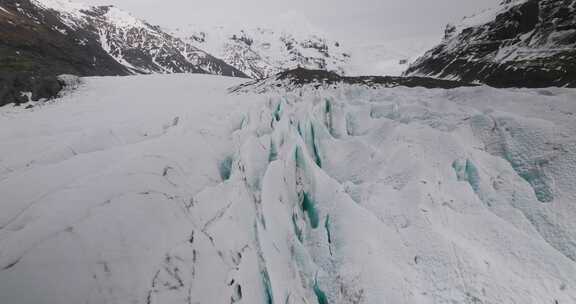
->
0;72;80;106
31;75;62;101
405;0;576;88
443;24;457;41
230;67;477;93
0;73;34;106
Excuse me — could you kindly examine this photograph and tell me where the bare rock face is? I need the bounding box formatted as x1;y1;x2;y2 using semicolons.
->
405;0;576;88
443;24;457;41
0;73;31;105
0;72;82;105
31;75;62;101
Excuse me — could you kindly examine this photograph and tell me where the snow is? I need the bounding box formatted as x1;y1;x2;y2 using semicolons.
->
344;37;440;76
33;0;145;29
32;0;88;14
0;5;12;14
102;5;146;29
455;0;528;34
1;74;576;303
172;19;349;78
31;0;88;28
30;0;233;76
409;0;576;84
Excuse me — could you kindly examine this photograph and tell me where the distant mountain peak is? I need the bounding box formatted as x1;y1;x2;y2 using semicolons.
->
172;22;350;79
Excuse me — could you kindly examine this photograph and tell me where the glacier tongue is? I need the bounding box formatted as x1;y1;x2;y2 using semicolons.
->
1;75;576;303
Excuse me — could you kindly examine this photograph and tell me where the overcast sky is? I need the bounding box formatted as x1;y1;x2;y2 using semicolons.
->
80;0;501;44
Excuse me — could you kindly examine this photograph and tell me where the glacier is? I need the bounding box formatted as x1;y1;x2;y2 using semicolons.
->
1;74;576;303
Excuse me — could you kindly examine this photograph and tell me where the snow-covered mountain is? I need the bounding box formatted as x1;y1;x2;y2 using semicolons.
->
2;73;576;304
405;0;576;87
0;0;247;105
0;0;246;105
171;16;350;79
33;0;247;76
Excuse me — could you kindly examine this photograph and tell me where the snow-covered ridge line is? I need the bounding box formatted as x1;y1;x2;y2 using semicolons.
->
32;0;144;29
454;0;529;34
20;0;247;78
32;0;87;13
172;20;350;79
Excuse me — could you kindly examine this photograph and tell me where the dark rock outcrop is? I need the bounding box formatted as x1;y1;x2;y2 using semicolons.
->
405;0;576;88
0;72;80;105
0;73;31;105
230;67;477;93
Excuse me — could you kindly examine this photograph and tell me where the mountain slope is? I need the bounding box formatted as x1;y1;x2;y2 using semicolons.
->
0;0;129;77
172;21;350;79
0;0;247;105
1;74;575;304
405;0;576;88
0;0;130;105
32;0;247;77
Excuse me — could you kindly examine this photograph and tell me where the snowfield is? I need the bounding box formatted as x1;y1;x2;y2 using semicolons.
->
1;74;576;304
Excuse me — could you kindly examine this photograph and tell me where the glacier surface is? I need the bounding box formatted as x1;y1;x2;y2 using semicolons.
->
1;74;576;304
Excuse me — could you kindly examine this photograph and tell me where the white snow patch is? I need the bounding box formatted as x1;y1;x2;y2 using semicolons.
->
102;5;145;29
455;0;529;34
0;5;12;14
